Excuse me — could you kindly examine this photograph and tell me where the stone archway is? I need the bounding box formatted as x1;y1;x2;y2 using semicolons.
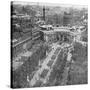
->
56;31;73;44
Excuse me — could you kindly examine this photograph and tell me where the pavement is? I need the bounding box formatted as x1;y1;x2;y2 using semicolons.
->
29;43;62;87
29;42;73;87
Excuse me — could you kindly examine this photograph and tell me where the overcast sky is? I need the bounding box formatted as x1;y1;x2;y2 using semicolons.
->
13;1;88;9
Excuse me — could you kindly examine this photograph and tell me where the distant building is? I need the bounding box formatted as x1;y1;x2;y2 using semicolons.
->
63;12;72;26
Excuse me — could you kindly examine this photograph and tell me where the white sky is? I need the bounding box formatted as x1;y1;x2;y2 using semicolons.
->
13;1;88;9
